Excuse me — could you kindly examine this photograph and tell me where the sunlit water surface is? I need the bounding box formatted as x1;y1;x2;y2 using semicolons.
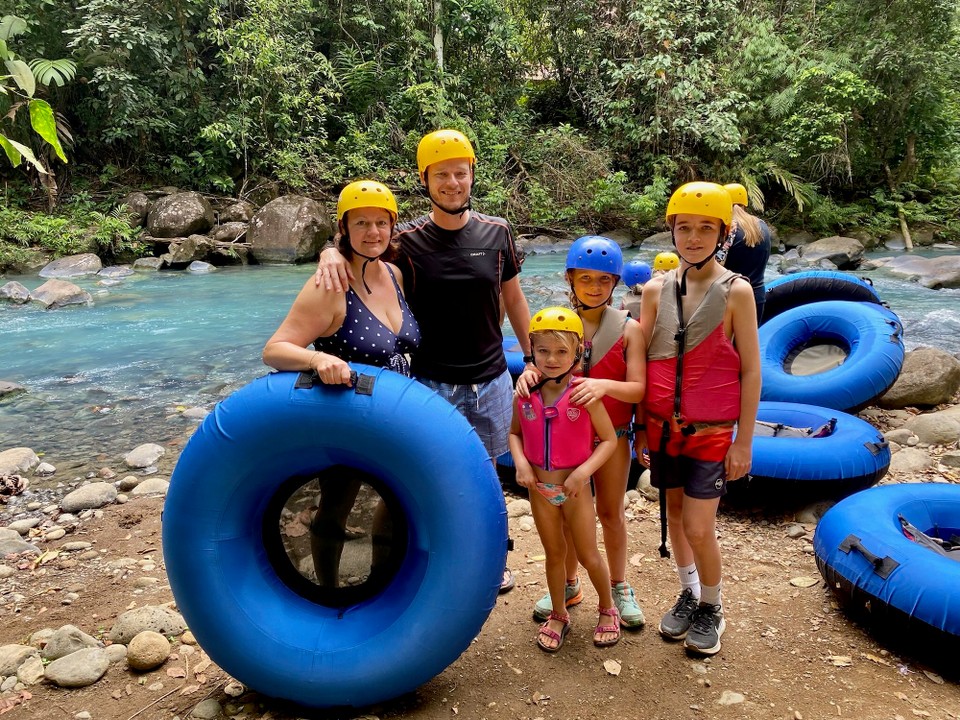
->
1;246;958;472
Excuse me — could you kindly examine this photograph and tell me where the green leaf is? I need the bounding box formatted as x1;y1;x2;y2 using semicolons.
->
29;99;67;162
4;59;34;96
0;15;28;43
0;134;47;173
29;58;77;87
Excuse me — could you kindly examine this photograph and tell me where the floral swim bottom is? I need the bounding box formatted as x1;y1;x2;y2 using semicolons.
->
535;481;568;506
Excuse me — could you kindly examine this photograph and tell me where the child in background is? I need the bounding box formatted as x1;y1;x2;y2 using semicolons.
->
635;182;760;656
509;307;620;652
653;251;680;276
621;260;652;318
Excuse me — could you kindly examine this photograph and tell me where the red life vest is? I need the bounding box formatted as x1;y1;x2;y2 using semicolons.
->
517;387;594;471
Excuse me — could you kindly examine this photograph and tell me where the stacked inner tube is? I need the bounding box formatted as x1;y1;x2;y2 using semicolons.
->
742;270;903;496
814;483;960;664
163;368;507;708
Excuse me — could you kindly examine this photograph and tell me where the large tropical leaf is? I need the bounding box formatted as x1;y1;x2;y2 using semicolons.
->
29;58;77;88
29;98;67;162
4;58;34;96
0;15;27;43
0;133;47;173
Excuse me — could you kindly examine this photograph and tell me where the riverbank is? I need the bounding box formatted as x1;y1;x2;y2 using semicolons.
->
1;396;959;720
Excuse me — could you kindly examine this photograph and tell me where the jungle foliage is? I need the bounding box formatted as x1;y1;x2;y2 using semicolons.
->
2;0;960;239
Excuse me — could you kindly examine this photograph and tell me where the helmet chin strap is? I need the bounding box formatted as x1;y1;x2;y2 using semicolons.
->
571;288;613;311
528;348;584;393
672;226;726;296
424;172;472;217
345;231;384;294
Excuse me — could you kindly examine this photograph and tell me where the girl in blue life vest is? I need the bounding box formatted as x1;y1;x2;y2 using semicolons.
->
508;307;620;653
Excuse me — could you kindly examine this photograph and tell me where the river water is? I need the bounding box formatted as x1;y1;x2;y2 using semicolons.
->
1;247;959;471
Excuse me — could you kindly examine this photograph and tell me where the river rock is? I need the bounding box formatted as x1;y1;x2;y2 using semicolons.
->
6;517;40;534
16;655;45;685
0;380;27;399
879;347;960;408
220;200;255;223
147;192;215;238
44;647;109;688
0;281;30;304
30;279;93;309
122;191;152;226
797;236;864;269
189;698;225;720
0;447;39;475
506;499;531;518
883;428;917;446
639;230;674;250
124;443;165;468
126;630;171;671
188;260;216;273
873;254;960;289
38;253;102;278
35;461;55;475
108;605;186;644
161;234;218;267
60;482;117;512
97;265;135;279
0;645;39;676
42;625;102;661
130;477;170;496
211;222;248;242
889;447;934;475
133;257;164;271
248;195;331;264
904;413;960;446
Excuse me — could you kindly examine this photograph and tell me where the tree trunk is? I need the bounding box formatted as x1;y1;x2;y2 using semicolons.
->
433;0;444;72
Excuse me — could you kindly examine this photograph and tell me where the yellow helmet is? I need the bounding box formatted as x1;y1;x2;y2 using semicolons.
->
653;252;680;272
665;181;733;226
337;180;398;222
417;129;476;175
724;183;748;207
529;306;583;339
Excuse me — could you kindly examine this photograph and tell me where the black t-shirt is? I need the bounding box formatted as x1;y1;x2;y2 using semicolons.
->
395;212;522;384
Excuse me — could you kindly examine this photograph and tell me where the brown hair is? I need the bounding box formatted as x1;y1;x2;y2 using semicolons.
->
565;269;615;308
336;210;400;263
732;205;763;248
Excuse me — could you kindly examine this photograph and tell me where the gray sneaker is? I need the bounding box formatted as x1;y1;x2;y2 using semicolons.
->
612;581;645;628
532;578;583;622
658;588;700;640
683;602;726;655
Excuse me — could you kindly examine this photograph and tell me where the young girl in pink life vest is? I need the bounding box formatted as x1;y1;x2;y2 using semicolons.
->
518;236;647;631
508;307;620;652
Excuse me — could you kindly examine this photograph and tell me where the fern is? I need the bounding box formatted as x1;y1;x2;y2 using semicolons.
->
29;58;78;88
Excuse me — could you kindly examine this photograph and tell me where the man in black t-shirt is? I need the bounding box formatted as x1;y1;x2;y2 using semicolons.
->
317;129;533;593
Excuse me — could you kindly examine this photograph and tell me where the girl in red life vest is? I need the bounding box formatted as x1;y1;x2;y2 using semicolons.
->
509;307;620;652
636;181;761;657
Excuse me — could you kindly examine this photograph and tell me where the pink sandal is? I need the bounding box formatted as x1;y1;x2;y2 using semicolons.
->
594;606;621;647
537;611;571;653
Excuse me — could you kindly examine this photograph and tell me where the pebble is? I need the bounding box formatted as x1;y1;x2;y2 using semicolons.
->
62;541;93;551
6;518;40;534
717;690;745;706
45;528;67;541
0;565;14;579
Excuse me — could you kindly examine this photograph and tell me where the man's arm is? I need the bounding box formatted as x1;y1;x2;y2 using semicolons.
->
501;276;532;356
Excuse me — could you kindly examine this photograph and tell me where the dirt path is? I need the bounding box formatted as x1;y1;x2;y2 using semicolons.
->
2;480;959;720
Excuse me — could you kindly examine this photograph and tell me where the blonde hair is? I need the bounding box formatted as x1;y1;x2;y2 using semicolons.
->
732;205;762;248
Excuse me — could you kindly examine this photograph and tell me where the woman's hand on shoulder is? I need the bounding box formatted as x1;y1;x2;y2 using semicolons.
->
569;376;607;405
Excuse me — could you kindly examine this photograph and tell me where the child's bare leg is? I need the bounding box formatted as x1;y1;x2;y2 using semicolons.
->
593;438;631;581
564;491;618;645
681;495;722;585
529;491;570;649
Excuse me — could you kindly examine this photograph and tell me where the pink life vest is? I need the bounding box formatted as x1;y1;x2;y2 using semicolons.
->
517;386;594;471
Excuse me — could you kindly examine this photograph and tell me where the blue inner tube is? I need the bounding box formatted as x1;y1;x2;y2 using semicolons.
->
814;483;960;660
763;270;882;324
759;300;904;412
162;368;507;708
744;401;890;499
502;334;526;379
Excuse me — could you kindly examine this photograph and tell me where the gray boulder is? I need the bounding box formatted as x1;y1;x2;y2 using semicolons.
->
44;647;109;688
903;412;960;446
880;347;960;408
122;192;152;227
248;195;332;264
0;381;27;399
124;443;165;468
0;447;39;475
220;200;255;223
38;253;102;279
873;254;960;289
133;257;164;271
211;222;248;243
639;230;674;250
780;229;816;249
97;265;135;279
0;644;40;676
41;625;102;661
0;281;30;304
60;482;117;512
160;234;217;267
797;236;864;269
30;279;93;309
147;192;215;238
108;605;186;644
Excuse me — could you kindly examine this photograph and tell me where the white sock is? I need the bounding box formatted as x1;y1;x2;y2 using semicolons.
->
677;563;700;599
700;580;723;611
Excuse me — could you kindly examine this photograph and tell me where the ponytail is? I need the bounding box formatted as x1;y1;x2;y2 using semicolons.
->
732;205;762;248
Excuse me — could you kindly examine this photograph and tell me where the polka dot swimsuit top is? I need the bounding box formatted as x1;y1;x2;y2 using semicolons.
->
314;270;421;376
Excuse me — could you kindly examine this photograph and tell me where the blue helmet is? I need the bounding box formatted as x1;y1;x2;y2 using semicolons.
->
565;235;623;276
622;260;652;287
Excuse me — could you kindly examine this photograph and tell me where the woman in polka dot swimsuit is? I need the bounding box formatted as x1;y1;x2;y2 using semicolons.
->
263;180;421;383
